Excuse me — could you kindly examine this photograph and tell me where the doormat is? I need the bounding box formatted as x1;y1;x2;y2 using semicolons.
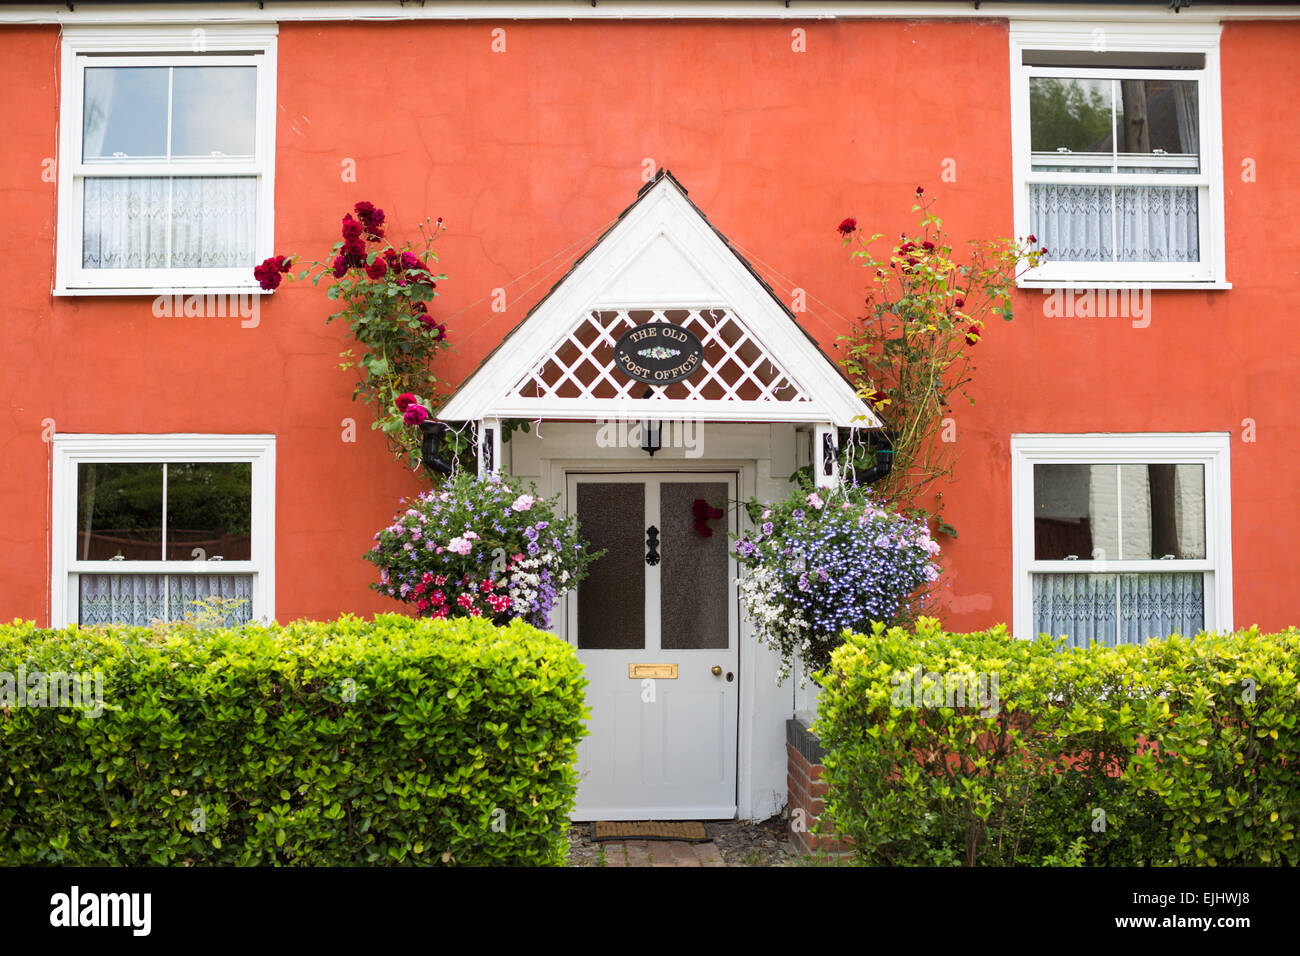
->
590;821;711;843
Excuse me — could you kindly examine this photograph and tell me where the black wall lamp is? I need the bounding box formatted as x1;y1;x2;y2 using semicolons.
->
851;430;895;486
419;420;454;476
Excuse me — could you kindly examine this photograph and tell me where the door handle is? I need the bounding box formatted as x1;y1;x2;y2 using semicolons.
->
646;525;660;566
711;665;722;676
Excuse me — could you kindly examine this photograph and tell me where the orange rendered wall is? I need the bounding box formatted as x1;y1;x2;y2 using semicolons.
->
1;18;1296;630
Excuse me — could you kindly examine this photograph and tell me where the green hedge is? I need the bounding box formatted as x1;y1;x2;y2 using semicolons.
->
815;619;1300;866
0;614;588;866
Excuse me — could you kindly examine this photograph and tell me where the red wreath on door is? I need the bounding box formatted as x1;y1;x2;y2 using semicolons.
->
692;498;724;538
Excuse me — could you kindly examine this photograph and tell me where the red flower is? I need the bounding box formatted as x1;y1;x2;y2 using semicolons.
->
954;297;965;308
430;590;446;606
419;315;448;341
341;215;363;242
457;593;475;610
395;392;417;412
403;404;430;426
366;257;388;280
331;255;349;279
343;237;366;260
253;255;291;291
837;217;857;236
916;186;924;195
964;325;981;346
1026;234;1037;244
922;241;935;252
354;201;385;240
1040;247;1049;255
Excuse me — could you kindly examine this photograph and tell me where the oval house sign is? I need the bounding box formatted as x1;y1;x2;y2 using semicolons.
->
613;323;705;385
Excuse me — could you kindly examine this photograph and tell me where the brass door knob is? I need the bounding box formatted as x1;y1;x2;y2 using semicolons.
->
711;665;722;676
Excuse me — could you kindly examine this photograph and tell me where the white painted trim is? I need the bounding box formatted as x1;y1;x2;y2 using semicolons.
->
50;433;276;627
1009;20;1227;288
3;3;1298;25
439;175;879;429
55;24;278;295
1009;432;1233;642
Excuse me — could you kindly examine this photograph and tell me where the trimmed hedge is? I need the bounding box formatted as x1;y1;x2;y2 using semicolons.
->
816;619;1300;866
0;614;588;866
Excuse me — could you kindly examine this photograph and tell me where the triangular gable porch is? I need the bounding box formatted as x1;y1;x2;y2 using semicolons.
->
437;170;879;487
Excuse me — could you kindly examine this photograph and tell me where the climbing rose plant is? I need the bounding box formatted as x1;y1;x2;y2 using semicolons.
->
254;201;449;473
731;479;940;683
837;189;1046;532
364;471;600;629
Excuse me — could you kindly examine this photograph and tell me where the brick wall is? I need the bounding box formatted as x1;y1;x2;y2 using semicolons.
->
786;718;853;858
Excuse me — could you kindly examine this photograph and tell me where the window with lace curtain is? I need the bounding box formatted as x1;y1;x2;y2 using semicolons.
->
1009;23;1226;287
50;435;275;628
55;26;277;294
1011;434;1233;646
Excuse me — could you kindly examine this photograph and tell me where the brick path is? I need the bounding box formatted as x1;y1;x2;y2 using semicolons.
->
598;839;727;867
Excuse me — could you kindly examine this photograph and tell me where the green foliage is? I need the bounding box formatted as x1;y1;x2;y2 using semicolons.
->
0;615;588;866
837;194;1045;528
815;619;1300;866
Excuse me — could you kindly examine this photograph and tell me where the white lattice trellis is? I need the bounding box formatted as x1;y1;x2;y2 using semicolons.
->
511;308;812;405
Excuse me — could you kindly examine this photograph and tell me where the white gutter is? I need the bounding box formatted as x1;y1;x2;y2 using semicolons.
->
2;2;1299;26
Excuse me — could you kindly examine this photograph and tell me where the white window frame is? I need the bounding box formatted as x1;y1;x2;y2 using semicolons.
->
55;24;278;296
1009;21;1229;289
51;434;276;627
1010;432;1233;641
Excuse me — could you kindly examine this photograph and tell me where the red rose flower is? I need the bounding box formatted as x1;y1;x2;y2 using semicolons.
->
366;257;388;280
954;297;965;308
395;392;417;412
331;255;349;278
354;201;385;240
342;215;363;242
253;255;291;291
1026;234;1037;244
916;186;924;195
837;217;857;236
403;404;430;426
964;325;981;345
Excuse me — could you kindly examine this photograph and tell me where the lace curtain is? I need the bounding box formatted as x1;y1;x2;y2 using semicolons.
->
82;177;257;270
1030;184;1200;263
79;573;253;626
1033;572;1204;647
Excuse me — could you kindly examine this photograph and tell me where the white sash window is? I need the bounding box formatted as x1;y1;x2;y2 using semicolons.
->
1011;434;1233;644
56;26;277;294
51;435;276;628
1010;22;1227;288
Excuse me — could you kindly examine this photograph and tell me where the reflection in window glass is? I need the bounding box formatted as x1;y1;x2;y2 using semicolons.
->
83;67;168;160
171;67;256;157
1118;463;1205;559
1033;463;1118;560
77;462;164;560
1030;77;1114;156
1116;79;1199;171
166;462;252;560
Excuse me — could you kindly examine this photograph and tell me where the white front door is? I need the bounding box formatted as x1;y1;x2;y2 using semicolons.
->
566;472;740;821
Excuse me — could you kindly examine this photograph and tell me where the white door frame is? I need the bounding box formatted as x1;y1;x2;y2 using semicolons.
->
550;457;762;820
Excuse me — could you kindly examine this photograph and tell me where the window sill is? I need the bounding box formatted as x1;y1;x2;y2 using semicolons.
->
1017;279;1232;292
53;286;272;298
